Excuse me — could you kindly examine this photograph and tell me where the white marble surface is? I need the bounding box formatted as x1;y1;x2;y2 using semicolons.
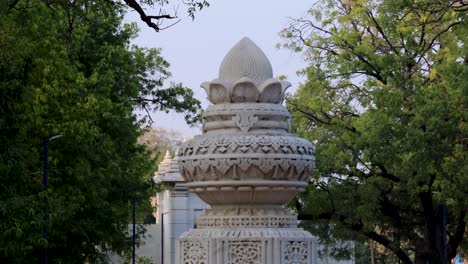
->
175;37;317;264
153;152;210;264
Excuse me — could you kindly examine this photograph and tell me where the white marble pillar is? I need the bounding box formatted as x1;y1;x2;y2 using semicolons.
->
176;37;317;264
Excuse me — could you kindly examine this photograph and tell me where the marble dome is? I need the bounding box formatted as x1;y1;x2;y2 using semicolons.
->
201;37;291;104
219;37;273;86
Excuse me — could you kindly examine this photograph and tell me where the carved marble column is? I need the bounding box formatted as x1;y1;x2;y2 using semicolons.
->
176;37;317;264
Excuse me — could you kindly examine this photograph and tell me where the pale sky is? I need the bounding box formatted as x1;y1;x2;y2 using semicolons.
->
127;0;312;136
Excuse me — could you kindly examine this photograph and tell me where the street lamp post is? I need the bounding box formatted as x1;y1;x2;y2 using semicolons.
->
132;195;136;264
43;134;63;264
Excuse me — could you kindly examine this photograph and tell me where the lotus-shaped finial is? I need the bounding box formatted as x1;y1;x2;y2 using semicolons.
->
201;37;291;104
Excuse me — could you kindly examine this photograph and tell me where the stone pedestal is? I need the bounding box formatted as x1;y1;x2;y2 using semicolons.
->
176;205;317;264
177;228;317;264
176;37;316;264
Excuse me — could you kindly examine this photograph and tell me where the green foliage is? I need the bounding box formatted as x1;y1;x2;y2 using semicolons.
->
122;254;155;264
0;0;201;263
282;0;467;263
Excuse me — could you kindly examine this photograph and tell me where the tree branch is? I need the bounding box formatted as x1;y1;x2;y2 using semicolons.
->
365;11;399;55
298;203;414;264
363;229;413;264
147;14;176;20
340;40;387;84
300;19;334;36
123;0;177;32
374;163;401;183
291;104;332;126
419;21;462;63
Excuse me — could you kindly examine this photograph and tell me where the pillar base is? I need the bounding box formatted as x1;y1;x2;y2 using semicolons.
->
176;227;317;264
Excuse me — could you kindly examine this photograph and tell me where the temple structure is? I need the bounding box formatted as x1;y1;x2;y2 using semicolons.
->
151;150;353;264
153;151;209;264
175;37;318;264
111;148;353;264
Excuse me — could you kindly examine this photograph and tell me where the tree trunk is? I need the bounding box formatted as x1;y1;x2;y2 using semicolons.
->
414;204;447;264
414;253;427;264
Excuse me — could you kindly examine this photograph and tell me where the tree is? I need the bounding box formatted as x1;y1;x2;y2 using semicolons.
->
5;0;210;32
121;0;210;32
138;126;184;162
281;0;467;263
0;0;201;263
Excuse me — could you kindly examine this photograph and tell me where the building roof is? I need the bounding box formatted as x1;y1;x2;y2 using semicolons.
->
153;150;184;183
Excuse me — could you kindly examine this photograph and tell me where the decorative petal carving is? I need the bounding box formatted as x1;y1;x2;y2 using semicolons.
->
231;77;259;102
202;79;232;104
200;38;293;105
238;159;251;172
258;78;283;103
200;81;210;94
199;161;210;173
281;80;292;94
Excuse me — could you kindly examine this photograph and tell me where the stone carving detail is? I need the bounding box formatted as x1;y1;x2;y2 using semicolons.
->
232;112;259;132
203;102;290;115
228;241;261;264
219;37;272;87
202;102;290;134
197;207;297;228
198;215;296;228
176;37;316;264
179;157;313;182
177;134;314;182
177;228;318;264
178;135;314;158
182;240;208;264
179;228;316;239
186;181;307;205
284;241;308;264
201;38;291;105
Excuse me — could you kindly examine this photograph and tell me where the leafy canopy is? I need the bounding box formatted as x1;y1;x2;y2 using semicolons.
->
0;0;201;263
281;0;467;263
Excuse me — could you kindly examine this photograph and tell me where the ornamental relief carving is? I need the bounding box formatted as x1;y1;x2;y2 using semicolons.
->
284;241;309;264
178;135;314;157
175;37;316;264
203;105;291;132
203;206;294;217
227;241;262;264
179;157;314;182
203;103;290;124
232;112;259;132
203;119;290;133
204;102;290;114
177;134;314;182
197;215;297;228
180;228;315;239
182;240;208;264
